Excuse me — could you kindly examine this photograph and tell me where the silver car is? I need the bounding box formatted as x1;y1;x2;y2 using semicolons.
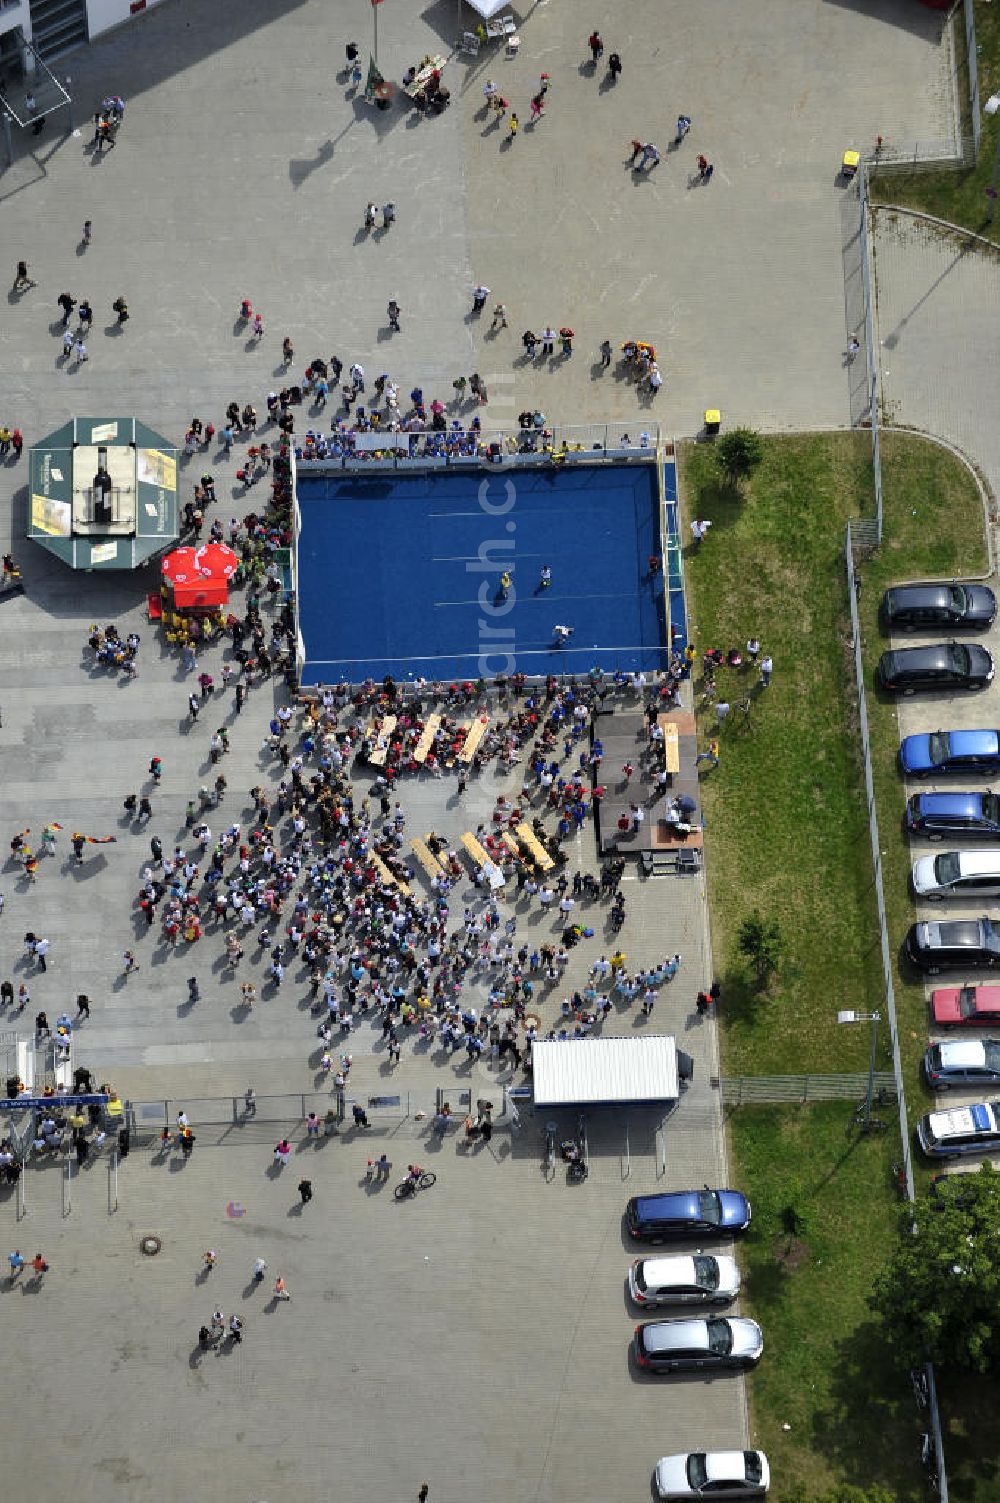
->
629;1254;741;1308
634;1316;764;1374
912;850;1000;902
923;1039;1000;1090
654;1450;770;1500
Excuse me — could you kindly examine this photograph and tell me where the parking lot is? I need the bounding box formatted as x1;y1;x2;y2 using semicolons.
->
2;1104;746;1503
883;578;1000;1166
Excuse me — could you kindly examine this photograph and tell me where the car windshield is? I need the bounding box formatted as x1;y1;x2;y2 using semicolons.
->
687;1455;708;1489
693;1255;719;1290
984;796;1000;824
934;853;961;885
949;645;972;675
928;732;951;765
987;923;1000;950
697;1189;722;1226
744;1452;762;1484
634;1263;647;1292
985;1044;1000;1073
950;586;969;613
707;1319;733;1355
959;988;979;1019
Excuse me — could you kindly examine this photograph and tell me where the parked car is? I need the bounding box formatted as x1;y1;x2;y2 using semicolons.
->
881;582;996;632
905;917;1000;974
905;793;1000;842
923;1040;1000;1090
653;1451;770;1501
876;643;994;695
912;850;1000;901
625;1189;751;1243
931;983;1000;1027
917;1100;1000;1158
628;1254;741;1308
900;729;1000;778
633;1316;763;1374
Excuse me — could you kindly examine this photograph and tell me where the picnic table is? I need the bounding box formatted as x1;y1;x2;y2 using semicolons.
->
411;838;445;882
660;718;680;775
369;715;397;767
515;822;555;873
459;713;489;764
413;713;441;764
403;54;447;100
371;852;411;898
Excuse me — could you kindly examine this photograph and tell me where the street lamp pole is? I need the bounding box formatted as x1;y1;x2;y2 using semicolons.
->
837;1009;882;1133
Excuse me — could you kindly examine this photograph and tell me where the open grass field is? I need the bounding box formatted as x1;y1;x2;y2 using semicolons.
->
682;429;989;1501
870;0;1000;244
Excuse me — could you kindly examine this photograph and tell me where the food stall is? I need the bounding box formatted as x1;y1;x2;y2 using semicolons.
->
157;542;239;642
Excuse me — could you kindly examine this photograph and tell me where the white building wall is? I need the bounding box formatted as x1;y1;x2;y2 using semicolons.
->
86;0;169;41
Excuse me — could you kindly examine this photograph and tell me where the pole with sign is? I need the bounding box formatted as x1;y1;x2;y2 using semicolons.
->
372;0;383;67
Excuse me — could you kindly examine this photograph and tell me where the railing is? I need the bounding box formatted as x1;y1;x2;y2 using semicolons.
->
965;0;982;158
857;162;883;538
296;421;658;472
718;1071;897;1106
868;137;976;174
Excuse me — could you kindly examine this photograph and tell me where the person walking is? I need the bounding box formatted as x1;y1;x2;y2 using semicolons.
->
252;1256;267;1283
508;112;518;141
73;337;88;365
540;326;555;357
34;937;50;972
123;950;139;976
491;302;507;330
588;30;603;62
274;1274;291;1301
229;1314;244;1344
600;339;612;369
387;298;401;332
76;993;91;1019
607;52;623;82
690;518;712;546
8;1249;24;1279
419;1487;430;1503
297;1178;313;1204
364;201;377;230
760;654;773;688
62;327;75;360
58;292;76;326
472;284;490;313
382;202;395;228
82;219;92;246
31;1252;49;1280
13;261;33;290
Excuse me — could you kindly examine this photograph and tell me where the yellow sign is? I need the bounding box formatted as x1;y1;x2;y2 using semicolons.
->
137;448;176;490
31;494;71;537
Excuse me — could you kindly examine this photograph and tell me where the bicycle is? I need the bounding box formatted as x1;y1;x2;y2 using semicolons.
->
846;1097;888;1136
543;1120;557;1179
394;1170;437;1200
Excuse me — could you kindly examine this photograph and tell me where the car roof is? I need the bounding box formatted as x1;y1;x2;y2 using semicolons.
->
936;1041;988;1068
887;585;957;608
634;1190;702;1217
916;792;986;816
917;920;987;946
704;1452;756;1482
642;1318;713;1349
947;730;1000;756
637;1255;701;1281
927;1102;999;1137
955;851;1000;877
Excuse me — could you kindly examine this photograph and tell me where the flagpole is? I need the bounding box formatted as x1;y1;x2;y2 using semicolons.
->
373;0;378;68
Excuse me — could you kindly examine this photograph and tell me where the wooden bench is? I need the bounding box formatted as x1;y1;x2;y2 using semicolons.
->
515;822;555;873
411;838;445;882
371;852;411;897
446;721;472;769
368;715;397;767
413;713;441;765
459;713;490;764
501;832;522;862
461;832;492;871
662;721;680;775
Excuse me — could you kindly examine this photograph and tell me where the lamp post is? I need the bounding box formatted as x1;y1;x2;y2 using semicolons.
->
371;0;383;68
837;1009;881;1133
986;94;1000;227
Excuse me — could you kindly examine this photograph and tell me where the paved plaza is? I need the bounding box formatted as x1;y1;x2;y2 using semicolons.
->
0;1;963;1499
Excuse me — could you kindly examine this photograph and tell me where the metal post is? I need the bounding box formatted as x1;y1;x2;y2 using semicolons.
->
109;1148;118;1214
63;1156;72;1217
863;1011;879;1133
373;1;378;68
986;96;1000;225
2;114;13;170
16;1167;25;1220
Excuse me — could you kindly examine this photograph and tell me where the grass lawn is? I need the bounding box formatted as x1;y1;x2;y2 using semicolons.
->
681;429;988;1502
870;0;1000;244
730;1105;913;1500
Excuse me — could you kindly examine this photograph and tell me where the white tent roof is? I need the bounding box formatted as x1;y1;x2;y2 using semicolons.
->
532;1036;679;1108
465;0;517;19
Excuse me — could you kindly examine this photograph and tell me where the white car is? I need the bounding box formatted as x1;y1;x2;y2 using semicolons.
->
629;1253;741;1307
654;1450;770;1500
912;850;1000;902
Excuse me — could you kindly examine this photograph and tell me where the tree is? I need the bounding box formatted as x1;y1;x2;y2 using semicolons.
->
715;426;764;487
870;1163;1000;1374
737;909;783;987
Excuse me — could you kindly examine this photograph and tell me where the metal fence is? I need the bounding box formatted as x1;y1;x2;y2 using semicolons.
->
966;0;982;158
868;137;976;174
856;162;883;538
718;1071;897;1107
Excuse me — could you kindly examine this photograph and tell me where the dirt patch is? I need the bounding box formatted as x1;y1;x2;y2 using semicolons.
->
775;1237;809;1272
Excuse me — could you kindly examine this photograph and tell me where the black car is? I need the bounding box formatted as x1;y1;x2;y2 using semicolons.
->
905;917;1000;975
881;583;996;632
876;643;994;695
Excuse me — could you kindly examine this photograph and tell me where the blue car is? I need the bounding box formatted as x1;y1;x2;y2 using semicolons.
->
905;792;1000;842
901;729;1000;778
625;1189;752;1243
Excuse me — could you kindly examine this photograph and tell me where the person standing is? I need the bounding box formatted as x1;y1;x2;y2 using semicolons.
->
387;298;401;332
58;292;76;326
472;284;490;313
76;993;90;1019
229;1315;244;1344
252;1256;267;1283
31;1252;49;1280
608;52;622;82
491;302;507;330
588;30;603;62
274;1275;291;1301
600;339;612;368
760;654;773;688
34;937;50;972
13;261;32;290
297;1178;313;1204
508;112;519;141
73;337;88;365
540;326;555;357
382;202;395;228
690;518;712;546
8;1249;25;1279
